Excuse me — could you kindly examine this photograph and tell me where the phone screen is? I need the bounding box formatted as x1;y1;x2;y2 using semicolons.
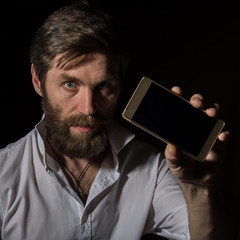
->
131;82;218;156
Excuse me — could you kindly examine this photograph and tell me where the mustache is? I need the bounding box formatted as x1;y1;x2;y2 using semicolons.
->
62;114;104;128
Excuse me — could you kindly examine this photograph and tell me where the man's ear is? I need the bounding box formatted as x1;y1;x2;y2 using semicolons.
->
31;64;43;97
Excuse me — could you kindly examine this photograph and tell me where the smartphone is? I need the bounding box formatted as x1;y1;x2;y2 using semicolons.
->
122;76;225;161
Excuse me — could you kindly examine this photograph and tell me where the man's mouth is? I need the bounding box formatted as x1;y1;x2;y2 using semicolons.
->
70;125;95;133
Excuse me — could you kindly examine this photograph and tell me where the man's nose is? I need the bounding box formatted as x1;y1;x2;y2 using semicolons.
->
77;88;96;116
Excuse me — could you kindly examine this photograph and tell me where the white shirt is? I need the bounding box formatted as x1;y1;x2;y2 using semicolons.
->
0;119;189;240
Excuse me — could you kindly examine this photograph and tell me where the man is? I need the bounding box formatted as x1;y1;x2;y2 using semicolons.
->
0;1;237;239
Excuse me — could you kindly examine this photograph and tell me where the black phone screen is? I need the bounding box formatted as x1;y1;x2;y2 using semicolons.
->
132;83;218;156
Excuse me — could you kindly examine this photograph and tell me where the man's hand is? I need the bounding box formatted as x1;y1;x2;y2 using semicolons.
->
165;86;229;185
164;86;237;240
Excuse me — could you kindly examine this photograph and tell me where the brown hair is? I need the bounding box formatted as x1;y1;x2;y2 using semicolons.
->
30;0;128;84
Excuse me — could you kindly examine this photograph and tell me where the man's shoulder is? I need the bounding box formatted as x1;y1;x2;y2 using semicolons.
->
124;138;165;166
109;121;160;154
110;122;165;167
0;129;38;169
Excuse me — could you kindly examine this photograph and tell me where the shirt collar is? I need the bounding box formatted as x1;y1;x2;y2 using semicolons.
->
35;117;48;167
106;120;135;155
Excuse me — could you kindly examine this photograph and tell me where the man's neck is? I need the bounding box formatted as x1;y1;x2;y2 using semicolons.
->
45;133;106;204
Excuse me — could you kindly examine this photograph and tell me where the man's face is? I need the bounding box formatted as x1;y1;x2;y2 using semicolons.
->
41;52;120;159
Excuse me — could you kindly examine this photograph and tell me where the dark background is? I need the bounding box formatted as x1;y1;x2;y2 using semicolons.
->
1;0;240;219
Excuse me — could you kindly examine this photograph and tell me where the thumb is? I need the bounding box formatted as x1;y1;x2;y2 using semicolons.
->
165;144;186;179
165;144;181;165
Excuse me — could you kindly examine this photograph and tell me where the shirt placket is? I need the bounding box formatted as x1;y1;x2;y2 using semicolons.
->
80;212;92;240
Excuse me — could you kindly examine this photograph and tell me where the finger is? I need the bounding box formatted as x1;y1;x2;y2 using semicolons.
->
218;130;230;142
205;103;220;117
171;86;182;96
213;103;220;111
205;131;230;162
190;94;204;108
205;149;219;162
205;107;218;117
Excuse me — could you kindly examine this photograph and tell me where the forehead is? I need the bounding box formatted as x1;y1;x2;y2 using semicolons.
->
54;52;118;73
46;52;119;84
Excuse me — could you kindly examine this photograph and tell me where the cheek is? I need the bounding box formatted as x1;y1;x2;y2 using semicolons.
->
102;90;120;106
96;93;119;115
43;87;74;117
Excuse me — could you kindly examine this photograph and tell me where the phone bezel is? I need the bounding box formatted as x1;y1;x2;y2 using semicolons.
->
122;76;225;161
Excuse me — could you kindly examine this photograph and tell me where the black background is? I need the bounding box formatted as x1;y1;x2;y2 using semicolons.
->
1;0;240;219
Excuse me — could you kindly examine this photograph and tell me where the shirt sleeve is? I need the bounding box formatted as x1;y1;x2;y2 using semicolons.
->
0;202;2;240
143;158;190;240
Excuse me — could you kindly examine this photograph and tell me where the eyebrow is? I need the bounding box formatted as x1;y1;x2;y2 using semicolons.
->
58;73;118;85
58;74;84;84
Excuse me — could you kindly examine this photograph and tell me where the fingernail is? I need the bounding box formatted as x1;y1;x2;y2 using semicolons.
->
171;86;182;95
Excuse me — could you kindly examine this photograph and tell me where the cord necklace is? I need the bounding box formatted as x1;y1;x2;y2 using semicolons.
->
45;134;94;199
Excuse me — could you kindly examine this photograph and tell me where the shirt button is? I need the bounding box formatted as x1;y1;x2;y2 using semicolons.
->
82;214;88;223
104;179;109;186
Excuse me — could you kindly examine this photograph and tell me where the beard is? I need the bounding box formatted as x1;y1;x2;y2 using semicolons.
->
41;94;111;159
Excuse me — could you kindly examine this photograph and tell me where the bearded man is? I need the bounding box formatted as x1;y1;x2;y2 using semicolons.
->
0;1;237;240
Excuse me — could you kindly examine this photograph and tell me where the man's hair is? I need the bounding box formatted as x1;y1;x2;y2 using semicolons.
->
30;0;128;84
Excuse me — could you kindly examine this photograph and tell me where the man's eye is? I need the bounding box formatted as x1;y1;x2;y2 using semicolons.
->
64;82;78;89
97;81;111;89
